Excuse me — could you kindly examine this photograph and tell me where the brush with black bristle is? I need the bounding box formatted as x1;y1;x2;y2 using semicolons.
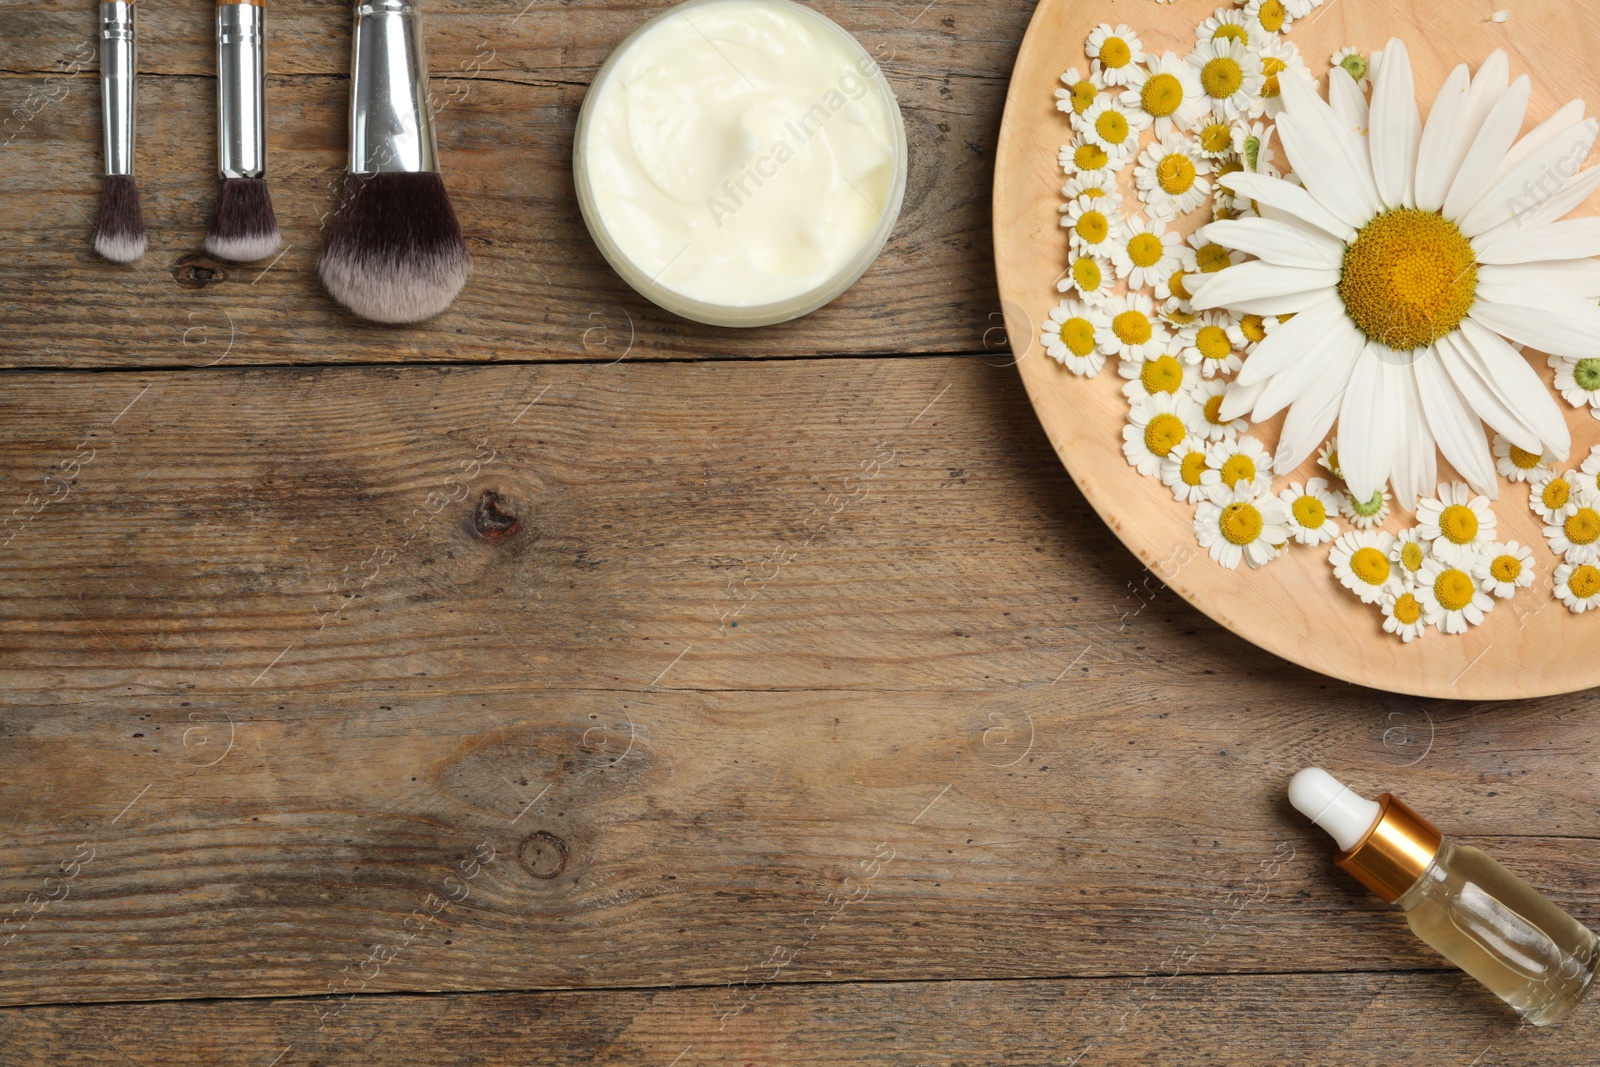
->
317;0;471;323
206;0;281;262
94;0;146;263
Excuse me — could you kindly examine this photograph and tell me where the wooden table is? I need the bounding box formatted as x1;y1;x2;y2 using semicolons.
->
1;2;1596;1063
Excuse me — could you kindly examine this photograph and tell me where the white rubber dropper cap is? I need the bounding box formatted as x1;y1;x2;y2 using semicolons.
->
1289;767;1382;851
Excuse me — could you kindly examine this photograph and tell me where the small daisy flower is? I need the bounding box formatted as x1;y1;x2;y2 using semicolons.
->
1120;51;1206;139
1286;0;1323;16
1075;97;1148;163
1196;486;1290;569
1061;168;1121;207
1330;47;1370;91
1416;483;1497;565
1110;213;1182;289
1189;378;1249;440
1317;437;1343;481
1186;227;1245;275
1179;311;1243;378
1330;529;1400;604
1225;312;1274;354
1161;435;1220;503
1530;469;1580;525
1279;478;1341;546
1154;262;1197;309
1381;589;1429;643
1195;118;1237;159
1160;298;1200;329
1124;391;1202;476
1086;23;1145;87
1054;66;1107;117
1205;434;1274;500
1194;7;1262;51
1389;528;1430;589
1546;494;1600;564
1135;132;1213;217
1244;0;1292;36
1056;251;1114;305
1120;341;1198;402
1253;37;1306;117
1188;38;1265;121
1230;119;1280;177
1340;487;1391;530
1096;291;1170;361
1582;445;1600;498
1472;540;1536;599
1492;434;1549;483
1060;194;1122;258
1417;557;1494;634
1551;354;1600;414
1040;298;1109;376
1060;139;1112;174
1555;560;1600;614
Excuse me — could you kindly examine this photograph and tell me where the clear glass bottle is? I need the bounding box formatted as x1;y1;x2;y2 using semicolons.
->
1290;768;1600;1026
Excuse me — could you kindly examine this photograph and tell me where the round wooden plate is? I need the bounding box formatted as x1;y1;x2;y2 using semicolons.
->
994;0;1600;699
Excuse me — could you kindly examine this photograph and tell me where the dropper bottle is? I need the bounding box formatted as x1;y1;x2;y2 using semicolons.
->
1289;767;1600;1025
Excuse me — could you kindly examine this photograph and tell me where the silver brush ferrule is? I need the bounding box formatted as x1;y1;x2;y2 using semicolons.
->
217;2;267;179
99;1;136;176
349;0;438;175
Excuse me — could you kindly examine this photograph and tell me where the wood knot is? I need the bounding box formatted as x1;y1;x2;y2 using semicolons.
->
517;830;569;880
472;489;522;541
173;253;229;290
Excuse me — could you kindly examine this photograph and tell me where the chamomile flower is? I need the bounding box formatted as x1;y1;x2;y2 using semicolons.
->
1582;446;1600;498
1381;588;1429;643
1416;483;1497;565
1155;262;1197;310
1121;51;1206;138
1041;298;1109;376
1546;494;1600;564
1340;487;1391;530
1061;168;1121;207
1279;477;1341;546
1124;391;1202;476
1195;486;1290;569
1060;139;1112;174
1330;529;1400;604
1230;119;1280;176
1389;528;1430;588
1187;38;1264;121
1161;435;1220;504
1060;194;1122;258
1110;213;1182;289
1054;66;1107;117
1417;557;1494;633
1161;299;1199;329
1194;7;1262;51
1179;311;1243;377
1097;291;1170;361
1244;0;1292;36
1555;560;1600;613
1472;540;1535;599
1492;434;1549;483
1189;378;1249;440
1317;437;1343;481
1205;434;1274;499
1252;37;1306;117
1075;97;1148;163
1330;47;1370;91
1120;341;1198;402
1086;24;1145;87
1225;312;1274;354
1530;469;1581;525
1135;133;1213;217
1285;0;1323;17
1195;118;1237;159
1551;354;1600;415
1186;227;1244;275
1057;251;1114;305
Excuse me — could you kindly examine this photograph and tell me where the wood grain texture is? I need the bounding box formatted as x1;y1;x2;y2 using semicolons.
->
0;0;1033;366
996;0;1600;700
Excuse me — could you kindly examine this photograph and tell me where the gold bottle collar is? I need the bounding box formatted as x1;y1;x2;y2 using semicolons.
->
1334;793;1443;903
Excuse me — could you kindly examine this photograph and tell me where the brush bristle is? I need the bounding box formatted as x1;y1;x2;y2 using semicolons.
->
206;177;282;262
317;172;472;324
94;174;146;264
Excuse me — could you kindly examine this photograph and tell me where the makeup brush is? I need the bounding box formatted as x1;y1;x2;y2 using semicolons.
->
317;0;471;323
94;0;145;263
206;0;280;261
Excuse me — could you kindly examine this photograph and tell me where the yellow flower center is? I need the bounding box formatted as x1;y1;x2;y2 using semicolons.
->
1393;592;1423;625
1141;73;1183;117
1400;542;1424;573
1195;324;1233;362
1543;478;1571;511
1508;444;1542;470
1292;495;1326;528
1157;154;1197;194
1239;314;1267;343
1100;37;1131;69
1076;209;1109;244
1128;232;1165;268
1261;56;1286;99
1144;413;1187;456
1204;394;1227;425
1434;568;1475;612
1490;554;1522;584
1195;243;1233;273
1180;451;1208;486
1167;269;1193;301
1202;57;1244;99
1339;208;1478;351
1070;80;1098;114
1221;502;1264;545
1095;109;1130;145
1220;453;1257;488
1256;0;1286;32
1212;24;1248;44
1113;310;1153;345
1080;185;1106;199
1199;122;1233;154
1351;547;1391;586
1571;564;1600;600
1567;507;1600;546
1140;355;1185;394
1438;503;1479;545
1165;308;1198;325
1072;256;1103;292
1075;143;1109;170
1060;316;1097;357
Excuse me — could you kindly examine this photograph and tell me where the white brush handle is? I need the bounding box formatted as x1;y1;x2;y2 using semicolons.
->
217;0;267;178
349;0;438;174
99;0;135;176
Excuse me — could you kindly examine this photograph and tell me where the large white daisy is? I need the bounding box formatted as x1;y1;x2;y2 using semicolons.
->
1190;40;1588;508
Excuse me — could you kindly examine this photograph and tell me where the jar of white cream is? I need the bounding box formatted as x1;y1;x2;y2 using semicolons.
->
574;0;908;328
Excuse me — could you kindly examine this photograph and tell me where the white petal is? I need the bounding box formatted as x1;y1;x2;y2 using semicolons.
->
1481;164;1600;236
1459;119;1600;235
1478;260;1600;298
1218;379;1267;423
1278;70;1382;214
1442;76;1530;221
1473;217;1600;263
1256;311;1365;424
1215;290;1347;316
1456;318;1573;459
1326;66;1369;142
1414;347;1498;494
1200;219;1345;269
1462;50;1510;142
1339;347;1399;500
1388;358;1433;509
1277;112;1379;230
1219;172;1357;242
1471;283;1600;359
1369;38;1421;209
1434;330;1543;454
1413;64;1472;211
1492;99;1587;183
1276;329;1362;471
1189;262;1340;311
1236;295;1345;386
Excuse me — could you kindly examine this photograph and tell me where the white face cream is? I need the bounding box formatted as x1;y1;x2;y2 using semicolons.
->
575;0;907;327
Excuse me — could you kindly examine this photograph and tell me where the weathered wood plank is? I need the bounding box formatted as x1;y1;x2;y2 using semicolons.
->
0;0;1033;366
